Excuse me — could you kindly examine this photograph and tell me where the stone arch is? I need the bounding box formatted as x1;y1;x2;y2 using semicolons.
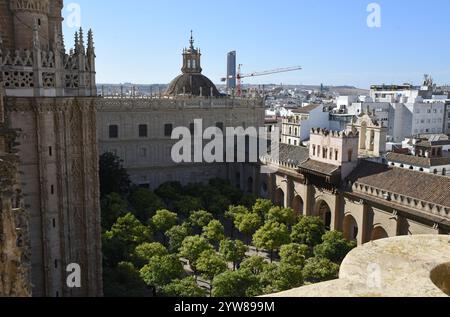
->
315;200;332;230
343;214;359;241
371;226;389;241
292;195;304;216
275;188;285;207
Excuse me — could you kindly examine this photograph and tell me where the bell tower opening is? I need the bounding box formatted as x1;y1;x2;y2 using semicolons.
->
182;31;202;74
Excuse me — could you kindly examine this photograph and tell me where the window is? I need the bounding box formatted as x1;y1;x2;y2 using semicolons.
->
52;218;56;228
139;147;147;158
317;146;321;157
109;125;119;138
139;124;148;138
348;150;353;162
313;145;316;156
49;146;52;157
323;147;328;159
335;150;339;161
50;185;54;195
164;124;173;137
294;140;297;146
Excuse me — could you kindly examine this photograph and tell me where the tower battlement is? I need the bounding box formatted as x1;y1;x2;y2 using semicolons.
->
310;127;359;139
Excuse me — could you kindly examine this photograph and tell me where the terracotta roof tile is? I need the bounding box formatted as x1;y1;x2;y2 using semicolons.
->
348;161;450;207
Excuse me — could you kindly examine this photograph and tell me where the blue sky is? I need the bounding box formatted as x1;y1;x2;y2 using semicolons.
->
62;0;450;88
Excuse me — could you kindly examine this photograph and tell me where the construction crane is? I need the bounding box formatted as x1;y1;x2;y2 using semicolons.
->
222;65;302;97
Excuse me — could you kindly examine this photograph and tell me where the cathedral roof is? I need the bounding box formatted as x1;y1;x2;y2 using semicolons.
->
165;32;220;97
165;73;220;97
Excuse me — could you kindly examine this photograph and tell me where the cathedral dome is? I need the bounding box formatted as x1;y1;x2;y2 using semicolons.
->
165;32;221;97
165;73;220;97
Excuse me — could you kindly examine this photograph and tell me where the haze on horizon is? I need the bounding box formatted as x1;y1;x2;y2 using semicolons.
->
62;0;450;89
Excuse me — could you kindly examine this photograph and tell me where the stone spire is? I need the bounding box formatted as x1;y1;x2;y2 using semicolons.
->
87;29;95;55
78;27;85;53
74;31;79;53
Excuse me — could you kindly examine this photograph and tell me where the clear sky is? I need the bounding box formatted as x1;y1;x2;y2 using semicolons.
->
62;0;450;88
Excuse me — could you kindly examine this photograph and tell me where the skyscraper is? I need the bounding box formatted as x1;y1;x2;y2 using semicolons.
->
227;51;237;91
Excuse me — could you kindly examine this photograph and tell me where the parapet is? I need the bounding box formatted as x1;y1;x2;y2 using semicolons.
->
310;128;359;139
266;235;450;297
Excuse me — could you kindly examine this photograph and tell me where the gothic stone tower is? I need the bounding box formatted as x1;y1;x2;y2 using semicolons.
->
0;0;102;296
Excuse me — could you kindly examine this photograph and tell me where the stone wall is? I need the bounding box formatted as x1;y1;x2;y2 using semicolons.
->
0;83;31;296
96;96;266;190
6;96;102;297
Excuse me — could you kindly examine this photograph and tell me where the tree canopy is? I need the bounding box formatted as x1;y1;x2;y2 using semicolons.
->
291;216;326;247
163;277;207;297
314;231;356;264
152;209;178;234
101;193;128;231
139;255;184;291
103;262;149;297
279;243;310;267
196;250;228;282
188;211;215;234
212;269;261;297
219;239;248;270
266;207;297;226
260;262;303;293
202;220;225;244
179;235;214;272
165;224;191;253
133;242;168;268
99;152;131;198
302;257;340;284
253;221;291;261
129;188;166;222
